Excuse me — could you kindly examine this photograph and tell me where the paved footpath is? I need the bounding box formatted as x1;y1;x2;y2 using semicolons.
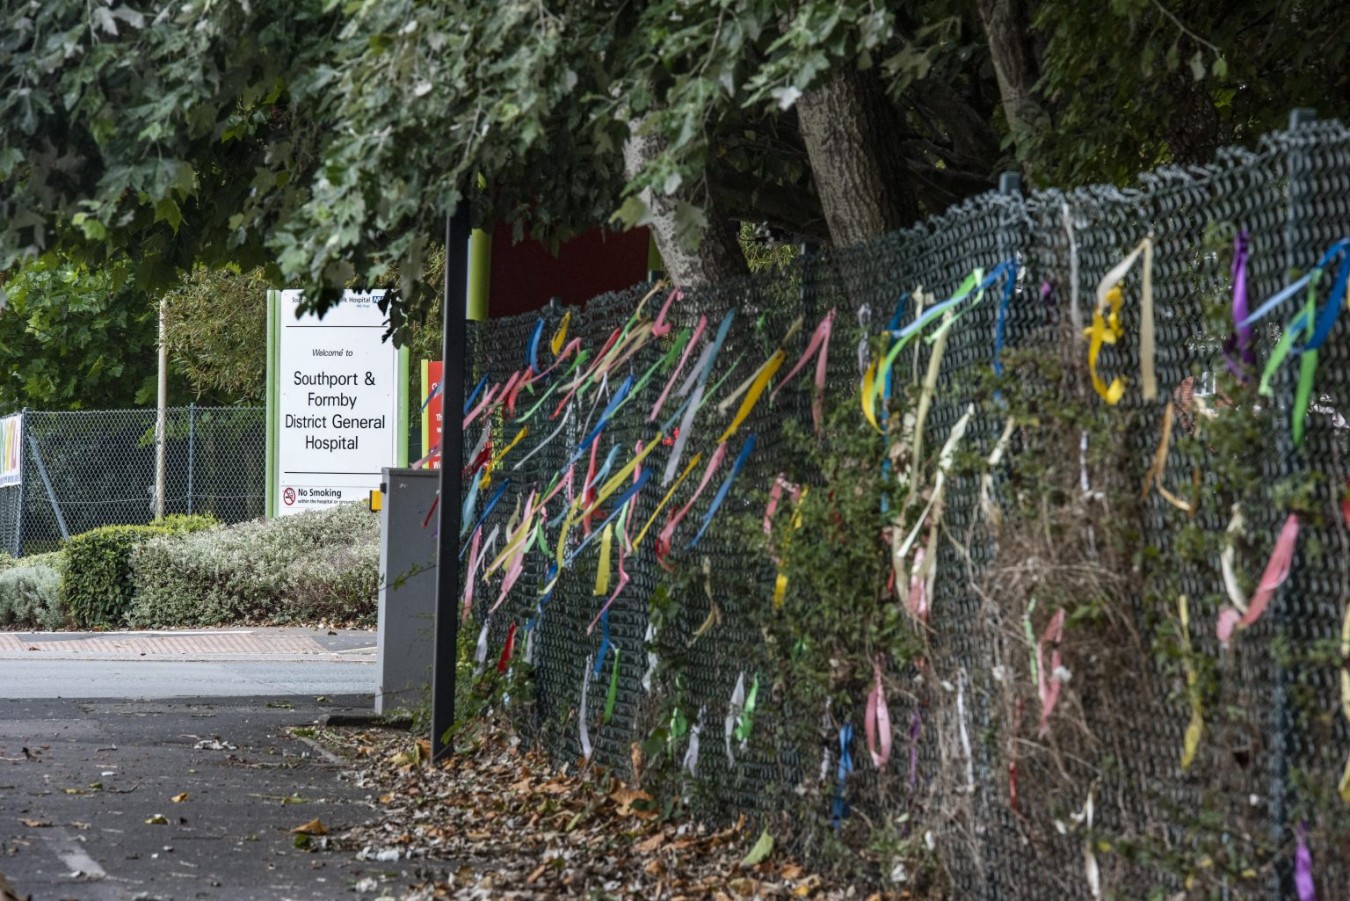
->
0;629;406;900
0;629;377;699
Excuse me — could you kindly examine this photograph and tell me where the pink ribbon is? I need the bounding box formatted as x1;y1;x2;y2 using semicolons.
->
649;315;708;422
907;546;929;622
463;380;503;429
865;660;892;768
1217;513;1299;647
462;526;482;621
771;309;835;433
651;288;683;337
656;442;728;560
1037;609;1066;737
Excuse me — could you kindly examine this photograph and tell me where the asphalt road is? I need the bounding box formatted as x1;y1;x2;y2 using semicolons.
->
0;695;414;901
0;630;408;900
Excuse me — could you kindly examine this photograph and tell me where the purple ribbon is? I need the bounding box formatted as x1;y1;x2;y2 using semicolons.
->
1224;230;1254;379
1295;821;1316;901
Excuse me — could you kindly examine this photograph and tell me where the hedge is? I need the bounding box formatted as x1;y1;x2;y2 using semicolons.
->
63;515;218;628
0;551;67;630
129;503;379;627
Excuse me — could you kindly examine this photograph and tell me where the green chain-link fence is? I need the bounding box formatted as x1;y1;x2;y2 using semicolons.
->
456;117;1350;897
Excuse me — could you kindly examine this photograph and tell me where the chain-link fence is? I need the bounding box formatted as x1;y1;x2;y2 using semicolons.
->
455;117;1350;897
0;405;266;555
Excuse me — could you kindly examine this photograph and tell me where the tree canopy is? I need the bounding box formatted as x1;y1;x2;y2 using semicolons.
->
1;0;1346;313
0;255;193;411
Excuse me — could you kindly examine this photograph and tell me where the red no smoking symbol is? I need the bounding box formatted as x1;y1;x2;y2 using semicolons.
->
283;487;297;506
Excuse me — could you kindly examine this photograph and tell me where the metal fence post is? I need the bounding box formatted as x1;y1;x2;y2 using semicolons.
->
12;409;25;557
1269;105;1317;894
187;403;196;516
27;430;69;541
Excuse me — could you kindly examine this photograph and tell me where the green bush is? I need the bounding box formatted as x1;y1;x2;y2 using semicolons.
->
129;503;379;628
0;551;67;630
63;514;218;628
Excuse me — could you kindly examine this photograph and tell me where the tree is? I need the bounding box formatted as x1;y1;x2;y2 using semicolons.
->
2;0;1346;317
161;266;271;404
0;255;192;411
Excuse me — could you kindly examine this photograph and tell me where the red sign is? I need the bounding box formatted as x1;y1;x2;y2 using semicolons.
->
423;360;443;470
282;486;297;506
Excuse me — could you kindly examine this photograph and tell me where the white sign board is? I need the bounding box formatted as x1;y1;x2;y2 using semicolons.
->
0;414;21;488
270;290;406;516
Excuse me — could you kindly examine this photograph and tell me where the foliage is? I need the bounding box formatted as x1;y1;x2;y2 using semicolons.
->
5;0;1342;314
129;503;378;627
62;515;218;628
162;265;273;403
0;550;66;630
0;254;191;412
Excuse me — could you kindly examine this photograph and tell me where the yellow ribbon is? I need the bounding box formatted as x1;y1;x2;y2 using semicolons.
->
1086;286;1126;404
861;359;880;432
1141;402;1195;514
718;350;784;444
632;454;703;550
1178;594;1204;770
550;311;571;356
772;487;808;609
1088;236;1155;405
483;426;530;487
594;524;613;596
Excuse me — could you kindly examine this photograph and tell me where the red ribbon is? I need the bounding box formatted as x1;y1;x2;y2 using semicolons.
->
496;622;517;674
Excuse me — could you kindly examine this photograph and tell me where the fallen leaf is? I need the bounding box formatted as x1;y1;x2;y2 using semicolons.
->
741;829;774;866
19;819;51;828
145;814;168;825
289;818;328;836
171;792;189;803
636;832;667;853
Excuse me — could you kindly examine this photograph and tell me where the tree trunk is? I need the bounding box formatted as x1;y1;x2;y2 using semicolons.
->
977;0;1042;168
796;67;918;248
623;123;748;290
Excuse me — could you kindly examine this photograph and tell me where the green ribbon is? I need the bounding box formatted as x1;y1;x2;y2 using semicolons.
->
1258;271;1322;445
517;350;592;422
734;673;759;742
603;647;620;724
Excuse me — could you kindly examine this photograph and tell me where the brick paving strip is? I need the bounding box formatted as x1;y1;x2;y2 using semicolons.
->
0;628;374;661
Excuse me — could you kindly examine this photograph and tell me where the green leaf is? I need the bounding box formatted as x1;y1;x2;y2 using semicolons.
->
1188;50;1206;81
1211;56;1228;79
154;197;183;233
741;829;773;866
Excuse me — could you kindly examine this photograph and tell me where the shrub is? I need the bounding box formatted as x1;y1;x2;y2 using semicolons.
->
0;551;67;630
129;503;379;628
63;514;218;628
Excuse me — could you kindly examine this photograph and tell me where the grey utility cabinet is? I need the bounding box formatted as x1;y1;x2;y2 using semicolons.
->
375;467;440;714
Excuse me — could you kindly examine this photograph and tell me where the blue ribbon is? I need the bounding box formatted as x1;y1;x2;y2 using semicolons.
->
526;562;560;632
563;469;652;567
569;374;635;467
687;434;757;549
420;380;443;412
460;479;510;558
1296;241;1350;352
594;610;612;677
527;318;545;374
832;722;854;830
462;374;489;414
584;443;623;494
459;472;483;537
992;259;1019;377
892;259;1015;341
1240;238;1350;330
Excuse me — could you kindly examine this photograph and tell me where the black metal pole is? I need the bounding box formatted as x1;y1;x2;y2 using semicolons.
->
432;205;470;761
